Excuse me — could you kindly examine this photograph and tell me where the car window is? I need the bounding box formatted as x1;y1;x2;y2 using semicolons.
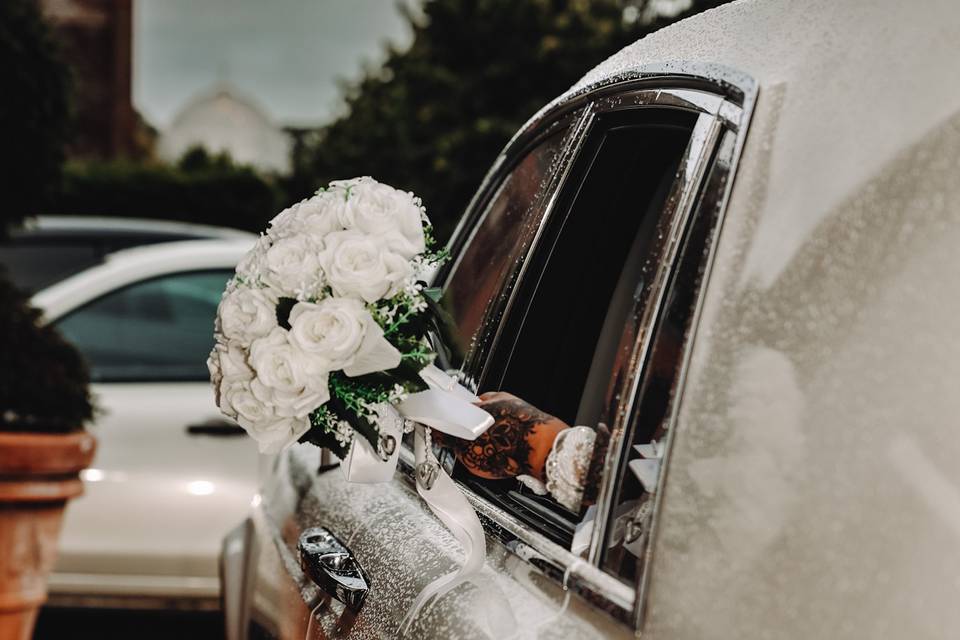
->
434;127;568;373
0;242;101;294
0;233;212;294
458;109;700;547
601;130;737;584
56;270;233;382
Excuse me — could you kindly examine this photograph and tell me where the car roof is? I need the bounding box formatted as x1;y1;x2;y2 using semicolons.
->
32;239;254;319
18;215;256;240
100;237;255;265
524;0;960;287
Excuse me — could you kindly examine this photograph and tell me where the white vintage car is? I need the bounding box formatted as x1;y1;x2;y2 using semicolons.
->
29;238;263;608
222;0;960;638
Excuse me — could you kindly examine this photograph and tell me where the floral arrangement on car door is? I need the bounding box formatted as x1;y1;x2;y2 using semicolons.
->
208;177;493;623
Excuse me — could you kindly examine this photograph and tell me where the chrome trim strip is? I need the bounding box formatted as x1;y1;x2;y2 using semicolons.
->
464;485;636;611
396;449;634;614
475;105;597;384
586;113;724;567
439;116;573;287
633;83;759;633
507;61;756;148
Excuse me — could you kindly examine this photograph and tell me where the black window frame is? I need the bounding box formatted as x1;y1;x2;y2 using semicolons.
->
458;107;702;549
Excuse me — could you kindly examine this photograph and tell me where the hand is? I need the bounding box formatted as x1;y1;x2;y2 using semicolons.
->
439;391;569;481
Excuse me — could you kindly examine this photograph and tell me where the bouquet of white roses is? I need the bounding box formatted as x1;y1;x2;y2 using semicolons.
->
207;177;447;458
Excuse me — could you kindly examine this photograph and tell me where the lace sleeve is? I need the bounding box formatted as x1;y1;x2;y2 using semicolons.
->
543;426;596;512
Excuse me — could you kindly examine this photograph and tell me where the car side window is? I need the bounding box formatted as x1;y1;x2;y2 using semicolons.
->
459;109;700;547
56;270;233;382
435;127;567;372
600;130;738;584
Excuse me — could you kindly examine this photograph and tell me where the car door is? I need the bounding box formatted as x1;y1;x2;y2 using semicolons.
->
230;69;753;639
47;268;263;601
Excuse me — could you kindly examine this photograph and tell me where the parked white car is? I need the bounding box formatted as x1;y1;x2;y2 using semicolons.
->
31;239;263;608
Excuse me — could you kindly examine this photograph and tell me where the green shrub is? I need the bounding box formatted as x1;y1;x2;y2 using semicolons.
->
0;273;93;433
52;154;282;232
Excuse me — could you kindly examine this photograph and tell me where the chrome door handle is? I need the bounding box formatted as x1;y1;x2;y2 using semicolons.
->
298;527;370;613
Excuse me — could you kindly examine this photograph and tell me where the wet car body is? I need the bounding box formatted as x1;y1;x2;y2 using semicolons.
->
223;1;960;638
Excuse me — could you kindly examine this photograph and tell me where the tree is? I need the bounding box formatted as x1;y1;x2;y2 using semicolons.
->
301;0;728;241
0;0;72;238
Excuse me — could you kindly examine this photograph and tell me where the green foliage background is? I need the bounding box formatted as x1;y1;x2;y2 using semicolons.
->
34;0;729;239
294;0;729;241
0;0;71;238
55;148;283;232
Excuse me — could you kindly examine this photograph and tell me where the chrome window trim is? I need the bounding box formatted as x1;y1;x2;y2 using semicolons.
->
585;112;725;567
437;113;578;301
400;65;757;630
632;99;757;632
472;105;596;387
442;109;588;392
397;446;634;613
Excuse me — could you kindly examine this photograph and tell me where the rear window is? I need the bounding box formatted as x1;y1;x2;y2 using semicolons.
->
0;231;209;293
0;242;101;294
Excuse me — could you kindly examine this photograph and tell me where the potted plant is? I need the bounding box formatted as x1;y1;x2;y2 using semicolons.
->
0;274;96;640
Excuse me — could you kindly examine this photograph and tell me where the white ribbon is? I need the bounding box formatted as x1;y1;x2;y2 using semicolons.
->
397;423;488;635
334;364;494;633
397;365;494;635
340;404;403;484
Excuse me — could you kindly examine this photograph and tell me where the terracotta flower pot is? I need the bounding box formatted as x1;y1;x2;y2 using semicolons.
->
0;431;96;640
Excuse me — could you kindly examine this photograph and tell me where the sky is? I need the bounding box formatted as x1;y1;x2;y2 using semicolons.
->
134;0;418;130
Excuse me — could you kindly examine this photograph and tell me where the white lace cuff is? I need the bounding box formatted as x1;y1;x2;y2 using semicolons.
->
544;426;596;512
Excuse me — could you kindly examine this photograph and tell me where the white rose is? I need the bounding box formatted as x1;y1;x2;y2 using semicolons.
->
251;376;328;419
261;235;324;299
244;415;310;455
235;235;271;283
266;203;299;237
295;194;343;237
217;286;278;345
267;196;341;241
248;328;330;417
221;378;263;423
319;230;413;303
249;328;315;391
288;299;401;375
220;378;310;453
208;340;255;408
218;341;254;381
330;177;426;258
207;345;223;404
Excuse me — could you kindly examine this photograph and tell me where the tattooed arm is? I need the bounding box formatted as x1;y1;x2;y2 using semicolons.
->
439;391;569;481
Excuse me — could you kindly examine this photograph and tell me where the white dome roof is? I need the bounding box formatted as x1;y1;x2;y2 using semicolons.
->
158;85;292;173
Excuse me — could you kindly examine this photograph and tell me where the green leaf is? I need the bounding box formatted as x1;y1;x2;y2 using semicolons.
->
276;297;297;329
298;425;349;459
328;393;380;452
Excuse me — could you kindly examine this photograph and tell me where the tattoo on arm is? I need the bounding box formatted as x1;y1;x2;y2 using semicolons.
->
452;398;552;480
